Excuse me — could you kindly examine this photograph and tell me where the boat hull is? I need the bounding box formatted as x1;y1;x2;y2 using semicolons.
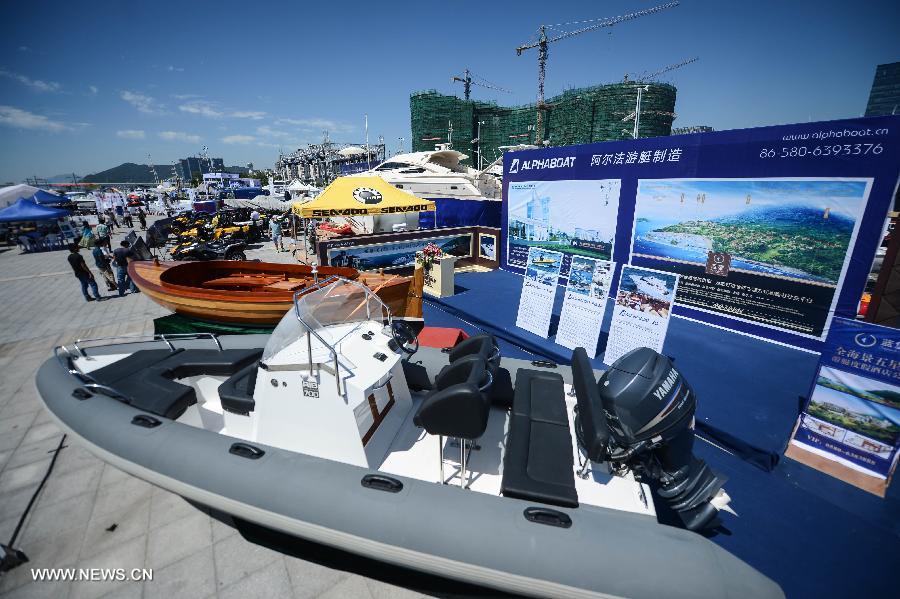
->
36;339;783;599
129;260;421;325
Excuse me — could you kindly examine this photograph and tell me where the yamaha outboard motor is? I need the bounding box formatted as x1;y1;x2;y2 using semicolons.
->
598;347;727;531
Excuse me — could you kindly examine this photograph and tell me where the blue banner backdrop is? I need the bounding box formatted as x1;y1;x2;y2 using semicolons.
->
501;116;900;350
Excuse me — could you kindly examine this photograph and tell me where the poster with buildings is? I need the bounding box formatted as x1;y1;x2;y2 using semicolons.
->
787;318;900;496
326;233;471;271
630;178;871;339
556;258;615;356
507;180;621;278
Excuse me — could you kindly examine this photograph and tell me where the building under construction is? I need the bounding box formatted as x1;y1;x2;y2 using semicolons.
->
411;82;677;167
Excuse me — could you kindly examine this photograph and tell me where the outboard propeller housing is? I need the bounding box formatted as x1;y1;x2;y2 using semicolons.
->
598;347;726;531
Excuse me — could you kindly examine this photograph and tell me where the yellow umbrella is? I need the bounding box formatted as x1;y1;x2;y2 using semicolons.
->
292;176;435;218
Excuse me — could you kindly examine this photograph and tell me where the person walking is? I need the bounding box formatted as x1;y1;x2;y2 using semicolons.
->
95;218;111;251
269;216;284;252
137;208;147;230
68;243;102;302
113;240;139;296
79;221;94;248
123;209;133;228
92;244;118;292
106;209;118;231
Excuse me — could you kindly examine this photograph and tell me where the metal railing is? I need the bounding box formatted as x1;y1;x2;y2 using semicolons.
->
291;276;394;396
54;332;224;387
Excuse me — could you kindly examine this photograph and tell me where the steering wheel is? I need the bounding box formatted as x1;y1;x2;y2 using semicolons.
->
390;320;419;355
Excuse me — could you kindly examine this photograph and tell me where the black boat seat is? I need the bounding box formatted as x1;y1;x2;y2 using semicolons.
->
414;356;491;440
572;347;610;463
448;334;497;363
501;368;578;508
218;361;260;415
90;348;263;419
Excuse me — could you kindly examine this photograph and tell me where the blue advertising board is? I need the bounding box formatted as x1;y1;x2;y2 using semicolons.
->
789;318;900;482
501;116;900;349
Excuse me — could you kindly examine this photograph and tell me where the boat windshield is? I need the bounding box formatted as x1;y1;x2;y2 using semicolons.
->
262;278;391;362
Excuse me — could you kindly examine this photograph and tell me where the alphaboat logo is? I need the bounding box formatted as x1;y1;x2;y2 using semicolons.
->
514;156;577;172
509;158;520;174
352;187;383;205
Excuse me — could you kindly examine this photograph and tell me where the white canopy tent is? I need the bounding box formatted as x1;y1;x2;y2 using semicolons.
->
0;184;40;207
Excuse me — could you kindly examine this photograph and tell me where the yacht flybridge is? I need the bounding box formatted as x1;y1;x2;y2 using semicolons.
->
36;278;782;599
354;145;502;201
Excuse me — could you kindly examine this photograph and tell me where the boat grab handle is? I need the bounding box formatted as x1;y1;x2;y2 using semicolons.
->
530;360;557;369
523;507;572;529
478;371;493;392
371;375;393;391
361;474;403;493
229;442;265;460
131;414;162;428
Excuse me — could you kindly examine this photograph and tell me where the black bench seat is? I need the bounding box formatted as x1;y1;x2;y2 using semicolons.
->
501;368;578;508
90;348;263;419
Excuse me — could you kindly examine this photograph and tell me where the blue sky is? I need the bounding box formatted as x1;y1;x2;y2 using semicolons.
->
1;0;898;183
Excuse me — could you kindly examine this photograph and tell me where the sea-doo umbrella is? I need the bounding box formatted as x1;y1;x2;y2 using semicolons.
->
0;198;70;222
294;176;435;218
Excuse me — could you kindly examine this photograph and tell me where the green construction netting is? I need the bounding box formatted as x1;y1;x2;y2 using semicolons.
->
410;83;677;166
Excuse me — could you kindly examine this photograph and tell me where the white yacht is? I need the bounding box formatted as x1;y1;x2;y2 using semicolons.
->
354;144;502;201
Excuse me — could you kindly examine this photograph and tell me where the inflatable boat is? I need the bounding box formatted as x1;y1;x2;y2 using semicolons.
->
36;277;782;599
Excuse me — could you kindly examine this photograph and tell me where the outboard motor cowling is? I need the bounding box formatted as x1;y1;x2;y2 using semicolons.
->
598;347;726;531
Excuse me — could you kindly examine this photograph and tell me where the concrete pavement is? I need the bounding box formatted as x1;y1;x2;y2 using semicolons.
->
0;220;440;599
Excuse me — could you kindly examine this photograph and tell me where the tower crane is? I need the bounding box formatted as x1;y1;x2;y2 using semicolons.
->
451;69;511;100
516;1;679;144
619;58;698;138
631;57;698;83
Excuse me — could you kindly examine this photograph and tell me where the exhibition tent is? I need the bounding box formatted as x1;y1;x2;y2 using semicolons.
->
31;189;67;205
224;195;292;211
0;198;70;222
0;184;40;207
293;176;435;217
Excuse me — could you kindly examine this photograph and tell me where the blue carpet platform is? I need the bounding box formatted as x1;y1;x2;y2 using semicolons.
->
421;269;899;599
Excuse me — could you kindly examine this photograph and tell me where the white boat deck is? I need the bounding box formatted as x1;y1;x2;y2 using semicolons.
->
380;389;655;517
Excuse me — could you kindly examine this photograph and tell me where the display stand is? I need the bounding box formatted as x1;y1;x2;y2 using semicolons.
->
421;254;457;297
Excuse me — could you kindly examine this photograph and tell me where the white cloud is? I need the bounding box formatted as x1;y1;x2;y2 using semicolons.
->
18;46;30;52
159;130;201;143
88;85;98;95
256;125;289;138
172;93;201;100
231;110;266;120
166;65;185;72
276;117;354;133
180;100;266;120
121;90;164;114
0;105;70;132
179;100;222;118
0;68;61;93
116;129;145;139
222;134;256;144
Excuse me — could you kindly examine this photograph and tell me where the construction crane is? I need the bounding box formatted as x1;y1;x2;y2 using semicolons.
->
630;56;699;83
147;154;160;186
451;69;511;100
516;1;679;144
619;57;697;139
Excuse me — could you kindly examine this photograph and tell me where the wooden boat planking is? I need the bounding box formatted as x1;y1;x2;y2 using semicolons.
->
129;260;422;325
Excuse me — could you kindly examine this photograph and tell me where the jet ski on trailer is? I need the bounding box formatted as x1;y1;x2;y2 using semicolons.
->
36;277;783;599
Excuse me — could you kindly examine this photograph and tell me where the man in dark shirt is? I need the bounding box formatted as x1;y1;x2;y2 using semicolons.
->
68;243;102;301
112;240;139;296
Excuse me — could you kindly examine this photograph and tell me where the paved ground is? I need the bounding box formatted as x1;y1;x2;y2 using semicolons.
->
0;219;439;599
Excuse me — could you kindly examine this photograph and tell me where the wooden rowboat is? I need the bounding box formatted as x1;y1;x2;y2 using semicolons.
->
128;260;423;326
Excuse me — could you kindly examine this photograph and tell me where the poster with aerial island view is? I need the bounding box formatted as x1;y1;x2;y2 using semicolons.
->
630;178;872;338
